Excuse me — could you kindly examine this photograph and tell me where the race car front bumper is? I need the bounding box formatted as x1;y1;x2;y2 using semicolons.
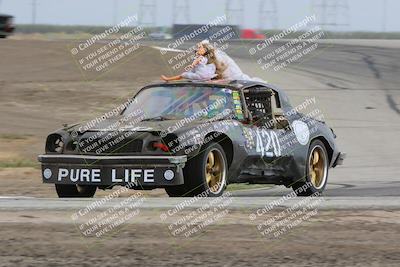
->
38;154;187;187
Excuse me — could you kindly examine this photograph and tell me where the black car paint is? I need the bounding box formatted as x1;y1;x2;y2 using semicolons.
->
39;80;343;187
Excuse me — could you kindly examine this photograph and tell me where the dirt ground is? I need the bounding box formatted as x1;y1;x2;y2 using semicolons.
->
0;209;399;267
0;39;171;157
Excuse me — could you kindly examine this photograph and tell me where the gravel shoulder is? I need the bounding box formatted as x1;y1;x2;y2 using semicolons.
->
0;209;399;267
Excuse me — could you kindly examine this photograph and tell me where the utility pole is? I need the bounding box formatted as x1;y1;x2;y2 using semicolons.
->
311;0;350;31
31;0;37;24
173;0;190;24
259;0;279;30
139;0;156;27
382;0;387;32
226;0;244;27
112;0;118;25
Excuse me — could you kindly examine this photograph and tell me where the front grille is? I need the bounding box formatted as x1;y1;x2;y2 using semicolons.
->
77;132;143;154
112;139;143;154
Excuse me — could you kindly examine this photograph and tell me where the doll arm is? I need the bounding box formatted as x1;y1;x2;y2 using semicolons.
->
190;56;204;68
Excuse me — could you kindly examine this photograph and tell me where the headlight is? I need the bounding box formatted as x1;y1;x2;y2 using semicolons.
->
46;134;64;153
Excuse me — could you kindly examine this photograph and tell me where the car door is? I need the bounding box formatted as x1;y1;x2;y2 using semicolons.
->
241;86;284;169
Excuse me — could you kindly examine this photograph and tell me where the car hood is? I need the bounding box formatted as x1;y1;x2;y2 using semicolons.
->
70;117;214;136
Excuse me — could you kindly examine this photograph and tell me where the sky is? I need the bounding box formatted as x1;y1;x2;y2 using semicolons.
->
0;0;398;32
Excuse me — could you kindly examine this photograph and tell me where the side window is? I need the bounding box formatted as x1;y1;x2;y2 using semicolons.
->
243;86;290;130
271;92;290;130
243;87;274;129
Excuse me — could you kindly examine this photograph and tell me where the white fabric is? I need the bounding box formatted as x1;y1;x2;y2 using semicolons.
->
182;56;217;81
216;50;265;82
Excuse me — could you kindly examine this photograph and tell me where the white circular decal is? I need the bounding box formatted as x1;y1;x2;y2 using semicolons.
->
292;120;310;145
164;170;175;181
43;168;52;179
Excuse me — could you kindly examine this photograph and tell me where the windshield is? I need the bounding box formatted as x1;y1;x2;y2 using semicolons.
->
123;86;238;120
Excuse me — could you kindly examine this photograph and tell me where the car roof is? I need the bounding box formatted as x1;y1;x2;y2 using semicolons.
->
145;80;291;105
147;80;283;93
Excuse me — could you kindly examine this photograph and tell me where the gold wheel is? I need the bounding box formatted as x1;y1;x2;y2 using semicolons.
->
308;145;327;189
205;149;226;193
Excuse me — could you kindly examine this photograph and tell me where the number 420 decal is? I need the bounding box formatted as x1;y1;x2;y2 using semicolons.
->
244;128;282;157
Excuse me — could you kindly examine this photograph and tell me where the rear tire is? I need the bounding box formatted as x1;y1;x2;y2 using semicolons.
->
292;140;329;196
55;184;97;198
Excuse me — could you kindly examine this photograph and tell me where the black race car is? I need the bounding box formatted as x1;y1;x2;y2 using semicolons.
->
0;14;15;38
38;80;345;197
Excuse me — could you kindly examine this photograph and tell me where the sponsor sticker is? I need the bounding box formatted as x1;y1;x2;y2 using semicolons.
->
292;120;310;145
232;91;244;119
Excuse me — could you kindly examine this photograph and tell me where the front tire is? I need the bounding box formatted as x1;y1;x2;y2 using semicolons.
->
292;140;329;196
165;142;228;197
55;184;97;198
164;185;190;197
